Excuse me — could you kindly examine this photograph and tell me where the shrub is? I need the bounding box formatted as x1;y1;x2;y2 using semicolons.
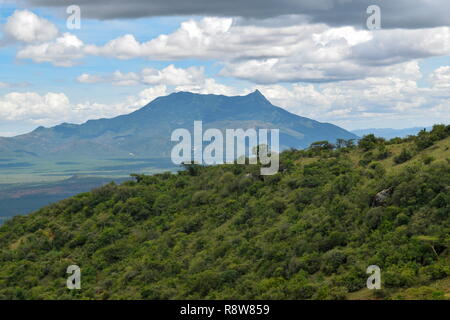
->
394;149;413;164
191;190;211;205
358;134;384;151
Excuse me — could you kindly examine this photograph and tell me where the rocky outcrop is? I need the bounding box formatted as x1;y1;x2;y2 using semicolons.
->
373;187;394;206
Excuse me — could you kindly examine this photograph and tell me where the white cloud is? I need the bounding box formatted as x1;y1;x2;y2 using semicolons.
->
140;65;205;86
84;17;235;60
0;85;194;130
175;78;247;96
257;84;334;119
16;33;84;67
429;66;450;89
82;17;450;83
351;27;450;64
10;13;450;87
0;92;71;121
219;26;444;83
252;63;450;129
76;65;244;96
77;65;206;87
0;90;134;130
4;10;58;43
125;85;169;108
77;71;140;86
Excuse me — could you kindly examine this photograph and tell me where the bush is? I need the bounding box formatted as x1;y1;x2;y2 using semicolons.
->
422;155;435;165
375;145;391;160
394;149;413;164
321;249;347;275
191;190;211;205
358;134;385;151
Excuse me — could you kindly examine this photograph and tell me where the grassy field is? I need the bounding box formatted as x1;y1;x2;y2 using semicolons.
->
0;156;176;223
0;156;175;184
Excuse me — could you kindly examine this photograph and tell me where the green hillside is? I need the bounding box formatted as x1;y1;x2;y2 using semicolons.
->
0;125;449;300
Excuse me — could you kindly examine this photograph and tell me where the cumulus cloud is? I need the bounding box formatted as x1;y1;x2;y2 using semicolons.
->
12;14;450;86
75;64;245;96
429;66;450;89
219;25;450;83
23;0;450;29
77;65;206;87
4;9;58;43
256;65;450;129
77;71;140;86
125;85;169;108
0;92;71;122
16;33;84;66
75;18;450;83
351;27;450;65
84;18;235;60
85;18;368;65
0;90;132;129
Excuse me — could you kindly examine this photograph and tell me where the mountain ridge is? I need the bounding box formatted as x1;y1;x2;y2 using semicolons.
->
0;90;357;159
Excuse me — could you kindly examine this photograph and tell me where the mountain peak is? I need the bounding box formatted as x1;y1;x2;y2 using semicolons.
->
249;89;263;97
247;89;269;103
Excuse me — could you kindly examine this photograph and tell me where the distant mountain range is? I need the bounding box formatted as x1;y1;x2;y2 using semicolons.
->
0;90;357;159
351;127;433;139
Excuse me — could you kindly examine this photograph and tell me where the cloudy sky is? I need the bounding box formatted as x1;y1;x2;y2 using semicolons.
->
0;0;449;136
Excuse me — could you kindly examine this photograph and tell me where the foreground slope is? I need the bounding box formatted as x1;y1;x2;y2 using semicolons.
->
0;126;448;300
0;90;357;158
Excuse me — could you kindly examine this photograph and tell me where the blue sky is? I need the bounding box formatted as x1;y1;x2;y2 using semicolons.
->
0;0;449;136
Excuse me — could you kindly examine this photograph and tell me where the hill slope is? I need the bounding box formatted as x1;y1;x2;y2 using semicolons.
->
0;90;357;158
0;125;448;300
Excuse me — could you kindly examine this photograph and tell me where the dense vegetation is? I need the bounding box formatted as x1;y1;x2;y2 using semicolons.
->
0;125;449;300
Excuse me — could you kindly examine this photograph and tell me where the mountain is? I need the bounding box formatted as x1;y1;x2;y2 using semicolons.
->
0;90;357;159
352;127;433;140
0;126;448;300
